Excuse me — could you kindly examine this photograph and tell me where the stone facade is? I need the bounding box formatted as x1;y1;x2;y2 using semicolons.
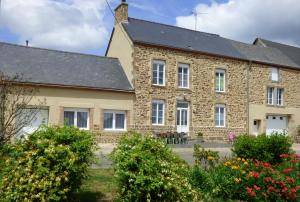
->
131;44;249;141
248;64;300;138
114;2;128;25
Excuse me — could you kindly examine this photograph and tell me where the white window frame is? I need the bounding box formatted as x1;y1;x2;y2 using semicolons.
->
103;110;127;131
178;63;190;88
64;108;89;130
276;88;284;106
271;67;279;82
267;87;274;105
152;100;165;125
215;104;226;127
152;60;166;86
215;69;225;92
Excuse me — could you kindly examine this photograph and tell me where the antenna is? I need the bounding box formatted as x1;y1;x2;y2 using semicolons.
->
191;10;207;31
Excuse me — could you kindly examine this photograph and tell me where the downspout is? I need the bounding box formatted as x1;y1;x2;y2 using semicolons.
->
246;61;252;134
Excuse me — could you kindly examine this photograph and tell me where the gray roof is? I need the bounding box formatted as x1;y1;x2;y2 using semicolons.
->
123;18;300;69
255;38;300;67
229;40;300;68
0;42;133;91
123;18;246;59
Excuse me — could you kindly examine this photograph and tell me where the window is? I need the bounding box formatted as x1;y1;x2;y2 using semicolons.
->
152;60;165;86
17;108;49;139
152;100;165;125
267;87;274;105
215;104;225;127
267;87;284;106
178;64;189;88
215;69;225;92
277;88;284;106
103;111;126;130
271;67;279;82
64;108;89;129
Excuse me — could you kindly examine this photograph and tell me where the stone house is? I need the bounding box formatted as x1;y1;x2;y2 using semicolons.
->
0;1;299;142
106;1;300;141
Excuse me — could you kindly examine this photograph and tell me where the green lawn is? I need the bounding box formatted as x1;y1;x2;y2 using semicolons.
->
75;168;117;202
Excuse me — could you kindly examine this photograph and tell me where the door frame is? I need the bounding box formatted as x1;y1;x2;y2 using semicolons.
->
176;101;190;133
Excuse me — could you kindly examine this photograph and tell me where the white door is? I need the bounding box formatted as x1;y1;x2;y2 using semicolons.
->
176;102;189;133
266;115;288;135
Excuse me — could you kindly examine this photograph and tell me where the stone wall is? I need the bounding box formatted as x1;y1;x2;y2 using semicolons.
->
131;44;249;141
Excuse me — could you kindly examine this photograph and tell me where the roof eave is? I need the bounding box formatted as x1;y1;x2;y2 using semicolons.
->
13;81;135;93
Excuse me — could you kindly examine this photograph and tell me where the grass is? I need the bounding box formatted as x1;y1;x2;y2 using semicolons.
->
75;168;117;202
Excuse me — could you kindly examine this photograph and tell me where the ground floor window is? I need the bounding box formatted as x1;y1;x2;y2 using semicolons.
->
17;108;49;139
103;110;126;131
64;108;89;129
152;100;165;125
215;104;225;127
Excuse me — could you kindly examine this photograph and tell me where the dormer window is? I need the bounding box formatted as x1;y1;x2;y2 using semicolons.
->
271;67;279;82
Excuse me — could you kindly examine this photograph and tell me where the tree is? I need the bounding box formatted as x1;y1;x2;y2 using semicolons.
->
0;71;44;144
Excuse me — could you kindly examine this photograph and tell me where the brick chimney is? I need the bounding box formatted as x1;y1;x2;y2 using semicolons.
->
115;0;128;25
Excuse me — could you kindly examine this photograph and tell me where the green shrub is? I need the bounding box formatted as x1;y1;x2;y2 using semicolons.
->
0;126;95;201
189;165;213;193
232;133;292;164
111;132;198;202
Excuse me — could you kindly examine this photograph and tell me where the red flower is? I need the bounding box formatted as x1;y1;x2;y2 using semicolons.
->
282;187;288;193
246;187;256;197
264;177;272;183
282;168;293;174
286;176;295;184
267;186;275;193
291;188;297;193
280;154;289;158
249;171;260;178
253;185;261;191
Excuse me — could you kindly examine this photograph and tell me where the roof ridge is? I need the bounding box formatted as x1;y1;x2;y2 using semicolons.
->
259;38;300;49
127;17;220;37
0;41;119;60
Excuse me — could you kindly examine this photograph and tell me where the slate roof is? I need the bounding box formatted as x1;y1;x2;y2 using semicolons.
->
122;18;300;69
254;38;300;67
0;42;133;92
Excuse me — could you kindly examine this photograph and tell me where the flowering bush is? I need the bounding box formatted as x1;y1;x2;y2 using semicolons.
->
0;126;95;201
193;144;219;170
232;133;292;164
208;154;300;201
111;132;199;201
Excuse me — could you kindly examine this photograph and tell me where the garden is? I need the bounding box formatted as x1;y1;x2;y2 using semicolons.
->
0;128;299;201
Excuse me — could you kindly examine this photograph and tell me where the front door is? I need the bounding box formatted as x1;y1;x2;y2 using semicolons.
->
176;102;189;133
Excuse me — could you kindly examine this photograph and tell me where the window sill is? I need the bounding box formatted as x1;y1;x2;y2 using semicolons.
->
266;104;285;108
215;126;226;128
152;84;166;88
177;87;191;91
152;124;165;126
104;129;127;132
216;91;226;94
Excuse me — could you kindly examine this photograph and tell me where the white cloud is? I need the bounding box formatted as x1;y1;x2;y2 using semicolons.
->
0;0;112;51
176;0;300;47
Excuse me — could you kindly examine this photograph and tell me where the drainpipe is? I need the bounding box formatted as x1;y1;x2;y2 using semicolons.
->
246;61;252;134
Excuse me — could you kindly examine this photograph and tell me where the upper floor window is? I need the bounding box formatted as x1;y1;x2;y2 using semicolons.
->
267;87;274;105
152;100;165;125
152;60;165;86
103;110;126;131
215;69;225;92
271;67;279;82
215;104;225;127
64;108;89;129
178;64;189;88
267;87;284;106
277;88;284;106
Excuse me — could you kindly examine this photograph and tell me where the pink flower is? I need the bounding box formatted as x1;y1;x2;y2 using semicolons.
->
253;185;261;191
282;168;293;174
280;154;289;158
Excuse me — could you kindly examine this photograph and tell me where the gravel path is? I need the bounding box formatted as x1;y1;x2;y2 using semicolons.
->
93;143;300;168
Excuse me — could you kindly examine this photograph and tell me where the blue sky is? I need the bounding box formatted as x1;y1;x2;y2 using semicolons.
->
0;0;299;56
